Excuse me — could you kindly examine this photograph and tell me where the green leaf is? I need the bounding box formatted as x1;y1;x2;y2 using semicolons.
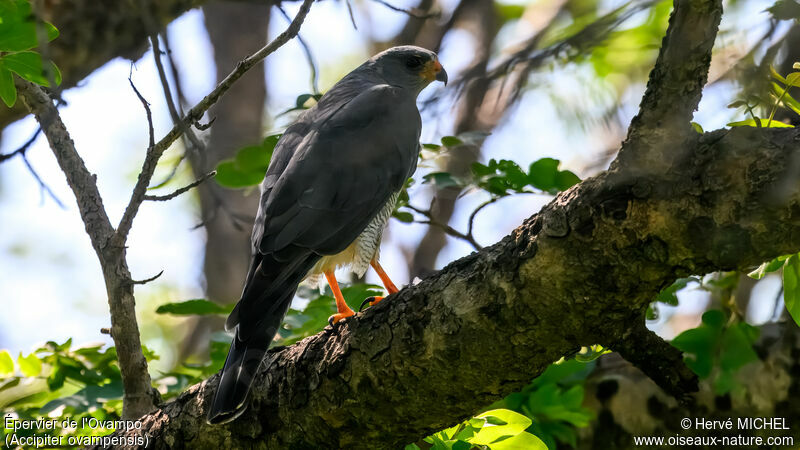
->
235;145;271;172
786;72;800;88
554;170;580;191
719;323;759;372
490;431;548;450
783;254;800;327
422;172;462;188
655;277;697;306
691;122;704;134
393;211;414;223
471;409;532;446
495;2;526;23
440;136;463;147
528;158;559;191
0;350;13;375
748;256;789;279
155;299;233;316
1;51;61;86
727;118;794;128
727;100;746;109
263;134;281;150
0;66;16;107
422;143;441;150
0;0;58;52
17;352;41;377
215;160;264;188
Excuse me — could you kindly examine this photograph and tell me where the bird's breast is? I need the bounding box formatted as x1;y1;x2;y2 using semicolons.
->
306;191;400;279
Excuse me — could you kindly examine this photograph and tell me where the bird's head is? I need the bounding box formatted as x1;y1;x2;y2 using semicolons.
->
368;45;448;94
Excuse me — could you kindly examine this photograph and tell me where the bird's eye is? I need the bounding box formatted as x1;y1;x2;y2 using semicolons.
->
405;56;424;69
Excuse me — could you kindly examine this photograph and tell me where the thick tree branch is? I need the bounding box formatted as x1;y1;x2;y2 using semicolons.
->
113;126;800;447
613;0;723;171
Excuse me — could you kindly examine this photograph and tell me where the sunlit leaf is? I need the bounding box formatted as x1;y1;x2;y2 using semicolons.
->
18;352;42;377
782;254;800;327
1;51;61;86
155;299;233;316
727;118;793;128
0;66;16;107
748;255;789;279
0;350;13;375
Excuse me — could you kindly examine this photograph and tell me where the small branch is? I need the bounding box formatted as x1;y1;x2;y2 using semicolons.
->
144;171;216;201
407;204;483;250
194;118;215;131
371;0;439;19
277;6;319;95
345;0;358;30
112;0;314;248
467;197;499;238
0;127;41;162
608;318;698;403
21;153;65;208
129;270;164;285
149;34;207;154
128;75;155;149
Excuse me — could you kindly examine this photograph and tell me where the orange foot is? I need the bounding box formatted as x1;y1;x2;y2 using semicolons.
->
325;271;355;327
359;296;384;312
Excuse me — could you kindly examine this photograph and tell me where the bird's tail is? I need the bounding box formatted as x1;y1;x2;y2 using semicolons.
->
206;287;296;425
206;328;269;424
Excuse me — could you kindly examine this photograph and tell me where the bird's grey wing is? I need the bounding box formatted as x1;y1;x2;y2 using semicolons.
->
236;84;420;334
261;84;420;256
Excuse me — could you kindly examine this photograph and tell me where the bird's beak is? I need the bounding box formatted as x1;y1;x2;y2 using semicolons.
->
422;59;448;85
434;60;448;85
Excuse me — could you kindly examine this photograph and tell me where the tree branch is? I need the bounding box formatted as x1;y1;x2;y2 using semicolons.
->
143;171;216;201
613;0;723;171
15;80;155;419
112;0;314;248
113;126;800;447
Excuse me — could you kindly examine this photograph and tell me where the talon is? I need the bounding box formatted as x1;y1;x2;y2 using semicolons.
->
329;310;354;326
359;296;384;312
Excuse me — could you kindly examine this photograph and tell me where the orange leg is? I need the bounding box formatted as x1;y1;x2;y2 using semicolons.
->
326;271;354;324
360;260;399;310
370;259;399;294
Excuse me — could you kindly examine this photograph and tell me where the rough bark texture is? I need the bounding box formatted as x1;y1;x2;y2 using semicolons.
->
110;126;800;448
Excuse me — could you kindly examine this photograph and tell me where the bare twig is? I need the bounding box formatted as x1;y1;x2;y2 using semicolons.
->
130;270;164;285
0;127;41;162
21;153;65;208
113;0;314;248
278;6;320;95
371;0;439;19
144;171;217;201
345;0;358;30
407;203;483;250
466;196;498;238
149;35;207;154
128;75;155;149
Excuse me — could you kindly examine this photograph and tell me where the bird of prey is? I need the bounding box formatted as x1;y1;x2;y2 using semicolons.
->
207;45;447;424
